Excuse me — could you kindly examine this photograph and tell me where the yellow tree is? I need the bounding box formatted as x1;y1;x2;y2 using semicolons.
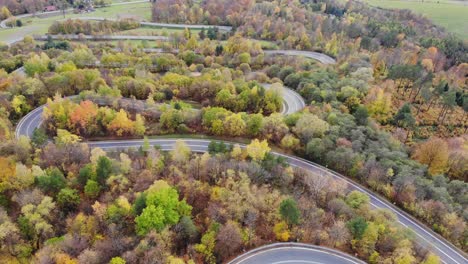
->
107;109;135;136
55;129;81;145
421;253;440;264
0;6;11;20
412;137;448;176
365;87;392;123
0;156;16;192
171;140;191;164
134;114;146;136
325;33;338;57
392;239;416;264
246;139;270;162
223;113;246;137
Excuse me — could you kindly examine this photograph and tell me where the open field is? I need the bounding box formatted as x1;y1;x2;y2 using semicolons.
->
0;2;151;43
363;0;468;38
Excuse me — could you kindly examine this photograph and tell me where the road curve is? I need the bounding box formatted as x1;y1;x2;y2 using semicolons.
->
6;12;466;264
87;138;467;264
14;107;468;264
14;84;303;139
264;50;336;64
262;83;305;115
8;43;466;264
228;243;365;264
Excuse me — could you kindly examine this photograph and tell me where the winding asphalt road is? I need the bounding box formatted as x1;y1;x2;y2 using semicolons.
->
228;243;365;264
14;81;303;139
6;7;466;264
15;105;468;264
69;139;468;264
10;40;467;264
262;83;306;115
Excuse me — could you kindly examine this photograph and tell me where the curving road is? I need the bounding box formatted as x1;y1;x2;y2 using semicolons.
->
14;82;303;139
87;139;467;264
262;83;305;115
11;47;467;264
15;115;468;264
228;243;365;264
6;11;467;264
264;50;336;64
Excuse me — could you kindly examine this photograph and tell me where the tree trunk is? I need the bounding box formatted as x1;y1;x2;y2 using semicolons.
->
412;85;423;103
440;108;450;124
405;129;411;143
426;97;435;112
438;105;447;121
416;103;423;115
408;87;414;101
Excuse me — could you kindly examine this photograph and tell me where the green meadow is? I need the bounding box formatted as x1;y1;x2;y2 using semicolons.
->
364;0;468;38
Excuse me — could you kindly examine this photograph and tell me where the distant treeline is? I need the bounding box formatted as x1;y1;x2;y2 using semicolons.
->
48;18;140;35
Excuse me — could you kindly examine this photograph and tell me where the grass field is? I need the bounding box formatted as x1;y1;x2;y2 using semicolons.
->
363;0;468;39
0;2;151;43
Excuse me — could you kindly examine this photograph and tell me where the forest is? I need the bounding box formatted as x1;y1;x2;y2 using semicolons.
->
0;0;466;263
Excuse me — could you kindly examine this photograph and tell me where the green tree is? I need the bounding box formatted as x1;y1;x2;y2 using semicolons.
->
177;216;198;243
160;109;183;133
135;182;192;235
134;114;146;136
393;103;415;139
346;191;370;209
246;113;263;136
96;156;112;186
36;168;66;195
132;193;147;216
31;128;48;147
279;198;300;227
84;180;101;199
20;196;55;249
354;105;369;126
347;217;368;239
57;188;80;212
24;53;50;77
293;113;329;142
78;164;95;187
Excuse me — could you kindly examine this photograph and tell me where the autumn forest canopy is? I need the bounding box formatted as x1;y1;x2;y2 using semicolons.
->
0;0;466;263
